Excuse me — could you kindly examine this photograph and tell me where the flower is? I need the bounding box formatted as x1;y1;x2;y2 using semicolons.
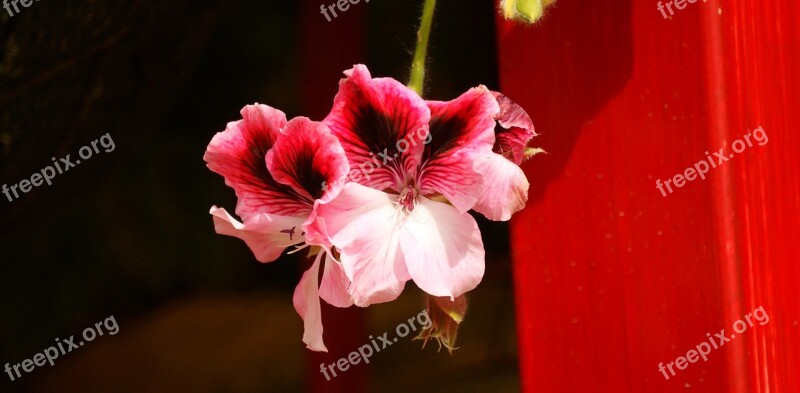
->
203;104;353;352
204;66;540;352
315;65;530;308
472;92;539;221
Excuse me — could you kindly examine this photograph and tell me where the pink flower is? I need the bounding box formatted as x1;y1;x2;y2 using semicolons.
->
472;92;538;221
204;67;538;352
203;104;352;352
315;65;516;307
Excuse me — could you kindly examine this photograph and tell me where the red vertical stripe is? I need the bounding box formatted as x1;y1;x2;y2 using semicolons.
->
300;1;368;392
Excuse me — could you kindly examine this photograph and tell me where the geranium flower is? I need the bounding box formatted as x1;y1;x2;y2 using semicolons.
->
472;92;538;221
203;104;353;351
204;69;538;352
315;65;535;308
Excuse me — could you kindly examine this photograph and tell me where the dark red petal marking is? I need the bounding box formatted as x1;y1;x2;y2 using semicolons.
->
267;117;350;204
324;65;430;192
418;87;499;212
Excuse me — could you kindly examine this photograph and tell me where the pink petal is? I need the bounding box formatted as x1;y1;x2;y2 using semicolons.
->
314;183;411;307
492;92;536;165
292;253;327;352
419;87;500;212
323;65;431;192
399;197;486;299
300;202;333;250
318;253;354;308
209;206;306;263
472;153;530;221
267;117;350;205
204;104;311;219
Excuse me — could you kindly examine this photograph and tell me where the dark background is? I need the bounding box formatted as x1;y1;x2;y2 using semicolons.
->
0;1;519;391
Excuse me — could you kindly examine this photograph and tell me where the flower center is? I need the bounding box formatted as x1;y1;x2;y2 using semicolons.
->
396;186;418;212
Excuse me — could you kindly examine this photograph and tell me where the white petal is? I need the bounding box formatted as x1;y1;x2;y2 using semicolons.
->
401;198;486;298
292;253;327;352
319;253;354;308
473;153;529;221
315;183;411;307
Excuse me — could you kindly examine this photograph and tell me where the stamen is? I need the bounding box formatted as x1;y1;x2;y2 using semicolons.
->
287;243;311;254
396;186;417;212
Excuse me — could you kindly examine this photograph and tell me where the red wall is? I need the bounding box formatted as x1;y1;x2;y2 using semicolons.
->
499;0;800;392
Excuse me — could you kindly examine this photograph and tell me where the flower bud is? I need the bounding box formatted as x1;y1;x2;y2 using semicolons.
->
500;0;556;24
415;295;468;353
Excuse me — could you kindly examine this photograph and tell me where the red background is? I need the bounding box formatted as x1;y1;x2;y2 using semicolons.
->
498;0;800;392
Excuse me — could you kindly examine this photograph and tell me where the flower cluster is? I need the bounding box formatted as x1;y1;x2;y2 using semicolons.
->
204;65;538;352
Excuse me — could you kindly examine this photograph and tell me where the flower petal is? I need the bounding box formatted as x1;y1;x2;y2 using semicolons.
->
324;65;431;192
419;87;499;212
492;92;536;165
292;253;327;352
314;183;411;307
267;117;350;205
301;201;333;250
209;206;306;263
472;153;530;221
204;104;312;219
319;253;354;308
400;197;486;298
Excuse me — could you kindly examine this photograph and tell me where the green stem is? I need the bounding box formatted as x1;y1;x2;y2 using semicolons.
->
407;0;437;96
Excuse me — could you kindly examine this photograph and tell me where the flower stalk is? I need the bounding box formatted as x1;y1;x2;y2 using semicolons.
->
408;0;437;95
